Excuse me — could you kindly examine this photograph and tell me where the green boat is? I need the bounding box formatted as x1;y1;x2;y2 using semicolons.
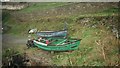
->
27;37;81;51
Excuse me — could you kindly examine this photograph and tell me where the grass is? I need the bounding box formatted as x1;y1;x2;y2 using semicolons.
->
103;8;119;13
2;3;120;66
20;2;70;13
3;12;118;36
2;3;119;35
51;27;119;66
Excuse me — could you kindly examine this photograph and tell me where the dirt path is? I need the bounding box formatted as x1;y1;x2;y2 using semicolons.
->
3;34;28;44
2;34;29;49
25;48;53;66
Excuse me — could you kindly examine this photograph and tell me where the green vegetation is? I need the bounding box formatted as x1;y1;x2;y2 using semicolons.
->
20;2;70;13
103;8;119;13
2;48;23;59
2;2;119;66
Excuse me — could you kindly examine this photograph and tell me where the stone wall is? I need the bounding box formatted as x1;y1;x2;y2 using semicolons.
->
2;2;30;10
2;5;26;10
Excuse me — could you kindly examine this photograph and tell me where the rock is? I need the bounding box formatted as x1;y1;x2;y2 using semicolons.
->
92;25;97;28
111;27;119;38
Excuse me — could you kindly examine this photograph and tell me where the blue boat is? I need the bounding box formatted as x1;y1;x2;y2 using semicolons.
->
36;30;67;37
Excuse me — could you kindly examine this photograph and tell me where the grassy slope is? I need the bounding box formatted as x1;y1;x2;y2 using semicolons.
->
20;2;70;13
3;7;118;36
2;3;119;66
3;3;119;35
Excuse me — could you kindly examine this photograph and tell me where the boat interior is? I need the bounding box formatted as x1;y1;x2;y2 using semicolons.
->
35;37;81;46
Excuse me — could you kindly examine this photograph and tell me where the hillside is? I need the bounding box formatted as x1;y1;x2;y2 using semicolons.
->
2;2;120;66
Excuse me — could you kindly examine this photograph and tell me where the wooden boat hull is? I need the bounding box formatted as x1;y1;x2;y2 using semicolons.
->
33;38;81;51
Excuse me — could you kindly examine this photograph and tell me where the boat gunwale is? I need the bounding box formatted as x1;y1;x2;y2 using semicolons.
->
37;30;67;33
33;38;81;47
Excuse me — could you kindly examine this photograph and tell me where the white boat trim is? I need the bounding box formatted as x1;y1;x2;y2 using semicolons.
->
40;31;54;32
33;40;47;46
